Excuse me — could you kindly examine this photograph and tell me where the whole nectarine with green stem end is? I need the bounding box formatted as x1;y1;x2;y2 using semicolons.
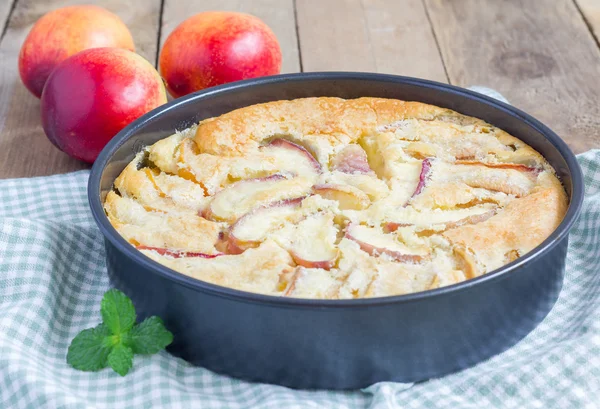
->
159;11;282;98
41;48;167;163
19;5;135;98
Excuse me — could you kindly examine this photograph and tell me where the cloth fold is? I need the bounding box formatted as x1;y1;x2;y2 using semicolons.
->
0;151;598;409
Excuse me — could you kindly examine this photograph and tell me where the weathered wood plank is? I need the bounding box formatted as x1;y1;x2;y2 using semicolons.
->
0;0;162;179
576;0;600;45
362;0;447;81
296;0;376;72
160;0;300;74
295;0;447;81
425;0;600;153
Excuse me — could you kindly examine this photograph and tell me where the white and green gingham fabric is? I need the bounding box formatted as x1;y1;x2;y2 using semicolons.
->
1;112;599;407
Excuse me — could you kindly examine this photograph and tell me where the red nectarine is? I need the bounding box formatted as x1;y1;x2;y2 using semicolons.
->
159;11;282;98
41;48;167;163
19;5;135;98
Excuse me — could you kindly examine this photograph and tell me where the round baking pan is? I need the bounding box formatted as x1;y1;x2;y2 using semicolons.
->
88;73;584;390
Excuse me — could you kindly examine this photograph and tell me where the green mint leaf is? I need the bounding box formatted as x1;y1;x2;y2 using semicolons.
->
128;316;174;355
67;324;112;371
68;289;174;377
101;289;136;335
107;344;134;376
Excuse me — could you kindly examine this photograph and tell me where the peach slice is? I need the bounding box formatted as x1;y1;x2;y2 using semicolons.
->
411;157;433;199
331;145;374;175
137;245;223;259
383;209;497;233
441;210;497;230
455;160;541;175
205;174;312;222
288;212;340;270
313;183;371;210
283;267;340;298
261;138;321;179
345;223;426;263
228;197;305;253
445;162;535;197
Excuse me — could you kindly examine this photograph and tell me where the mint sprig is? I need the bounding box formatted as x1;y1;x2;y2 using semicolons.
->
67;289;173;376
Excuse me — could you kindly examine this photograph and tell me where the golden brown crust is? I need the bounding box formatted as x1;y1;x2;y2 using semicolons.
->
193;98;447;158
106;97;568;299
142;240;295;295
105;190;221;254
443;179;568;275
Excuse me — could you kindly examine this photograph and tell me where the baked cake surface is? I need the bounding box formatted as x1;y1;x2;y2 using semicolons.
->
104;97;568;299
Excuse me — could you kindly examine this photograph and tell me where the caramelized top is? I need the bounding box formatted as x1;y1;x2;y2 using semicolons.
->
105;97;567;299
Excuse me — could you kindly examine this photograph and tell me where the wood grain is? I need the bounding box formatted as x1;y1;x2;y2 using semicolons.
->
0;0;162;179
295;0;447;81
576;0;600;45
296;0;376;71
2;0;599;179
425;0;600;153
362;0;447;81
160;0;300;73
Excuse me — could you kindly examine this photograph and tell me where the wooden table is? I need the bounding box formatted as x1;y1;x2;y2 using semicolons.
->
1;0;599;178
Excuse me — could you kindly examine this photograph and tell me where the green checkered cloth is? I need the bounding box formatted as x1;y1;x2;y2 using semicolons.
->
0;146;599;409
1;149;598;409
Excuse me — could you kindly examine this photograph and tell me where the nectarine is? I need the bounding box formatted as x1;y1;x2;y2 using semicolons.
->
313;183;371;210
159;11;282;98
345;223;426;263
228;197;305;253
331;145;374;175
41;48;167;163
205;174;312;222
19;5;135;98
260;138;321;181
288;212;340;270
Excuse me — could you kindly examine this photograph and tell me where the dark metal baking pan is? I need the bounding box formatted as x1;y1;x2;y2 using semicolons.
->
88;73;584;389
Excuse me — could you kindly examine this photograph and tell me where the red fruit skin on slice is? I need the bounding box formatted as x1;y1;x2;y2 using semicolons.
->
455;160;542;175
331;145;373;174
267;139;321;172
412;158;432;198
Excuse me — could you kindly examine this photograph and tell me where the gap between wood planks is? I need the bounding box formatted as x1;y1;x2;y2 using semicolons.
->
0;0;17;42
155;0;165;68
292;0;304;72
421;0;450;83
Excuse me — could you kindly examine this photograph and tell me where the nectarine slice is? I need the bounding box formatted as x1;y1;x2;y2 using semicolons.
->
283;267;340;298
228;198;305;253
455;160;541;175
345;223;426;263
383;208;497;233
261;138;321;180
206;174;312;222
313;183;371;210
411;158;433;199
288;212;340;270
331;144;374;175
